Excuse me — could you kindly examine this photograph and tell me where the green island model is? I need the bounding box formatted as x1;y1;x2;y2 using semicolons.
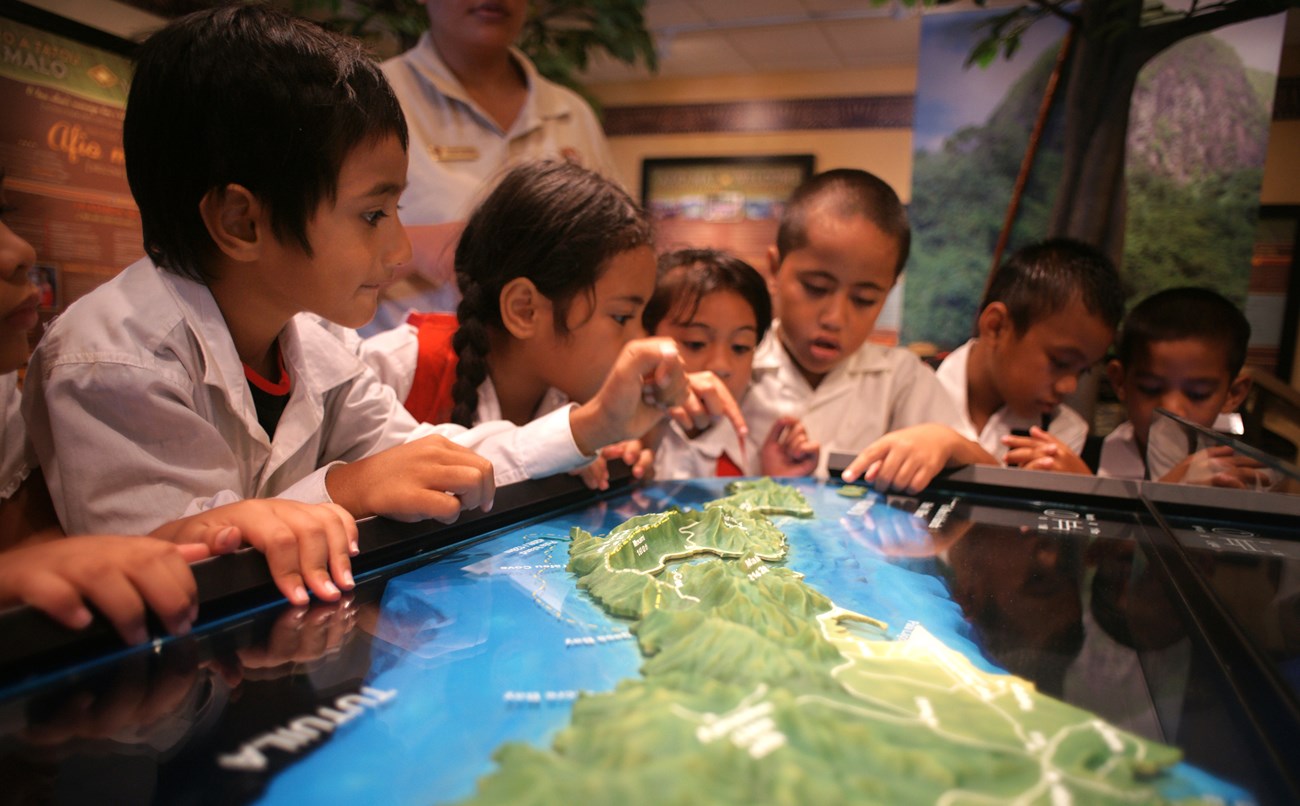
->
463;479;1206;805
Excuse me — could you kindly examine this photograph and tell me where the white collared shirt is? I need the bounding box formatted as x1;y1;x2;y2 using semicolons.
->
1097;421;1146;479
652;419;752;481
0;372;34;501
935;338;1089;461
22;258;587;535
742;322;965;478
365;35;621;334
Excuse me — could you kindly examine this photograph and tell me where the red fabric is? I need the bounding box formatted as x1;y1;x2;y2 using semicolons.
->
715;453;744;477
242;345;290;395
404;312;459;425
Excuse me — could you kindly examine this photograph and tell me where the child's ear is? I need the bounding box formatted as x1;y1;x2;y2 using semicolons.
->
1223;371;1252;414
766;245;781;278
976;302;1010;341
499;277;545;340
1105;359;1127;402
199;184;263;262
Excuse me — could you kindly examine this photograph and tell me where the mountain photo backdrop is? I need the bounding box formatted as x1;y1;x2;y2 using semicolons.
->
903;10;1285;354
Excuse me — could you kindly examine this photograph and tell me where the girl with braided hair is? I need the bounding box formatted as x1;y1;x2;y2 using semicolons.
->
361;159;747;487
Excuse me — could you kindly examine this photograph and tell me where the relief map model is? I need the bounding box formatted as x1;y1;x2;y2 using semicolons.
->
260;478;1250;805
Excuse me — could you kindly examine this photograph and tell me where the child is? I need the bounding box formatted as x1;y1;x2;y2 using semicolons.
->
641;248;817;478
743;168;990;491
21;6;494;576
0;170;358;639
361;160;746;488
1099;287;1255;485
936;238;1123;472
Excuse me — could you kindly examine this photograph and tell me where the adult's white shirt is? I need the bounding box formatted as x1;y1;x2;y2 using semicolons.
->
365;34;620;334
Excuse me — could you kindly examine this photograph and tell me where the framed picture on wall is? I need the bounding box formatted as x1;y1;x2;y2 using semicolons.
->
641;155;814;272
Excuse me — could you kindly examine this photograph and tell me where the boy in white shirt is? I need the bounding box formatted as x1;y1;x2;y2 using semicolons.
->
1099;287;1255;485
743;169;993;492
936;238;1122;471
21;6;500;583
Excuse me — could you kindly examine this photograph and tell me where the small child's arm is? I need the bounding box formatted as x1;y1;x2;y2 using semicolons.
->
841;424;997;494
325;435;495;524
1001;426;1092;475
759;416;820;477
152;499;359;606
0;536;207;644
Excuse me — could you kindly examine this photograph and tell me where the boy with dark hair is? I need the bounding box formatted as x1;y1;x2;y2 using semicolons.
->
744;168;992;491
22;4;497;599
936;238;1124;472
1099;287;1254;483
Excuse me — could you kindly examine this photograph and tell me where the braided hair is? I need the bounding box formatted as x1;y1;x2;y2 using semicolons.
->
450;160;653;427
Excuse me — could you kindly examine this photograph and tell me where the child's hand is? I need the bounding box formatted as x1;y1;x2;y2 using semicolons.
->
325;435;495;523
571;338;690;453
603;438;656;481
1159;445;1272;489
0;536;207;644
668;371;749;455
760;416;819;477
1001;426;1092;475
155;500;359;606
572;456;610;490
841;424;996;494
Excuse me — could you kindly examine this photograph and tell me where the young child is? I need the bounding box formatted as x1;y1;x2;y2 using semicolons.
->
936;238;1123;472
1099;287;1255;485
0;170;358;639
21;7;494;580
743;168;990;491
641;248;818;478
360;160;746;488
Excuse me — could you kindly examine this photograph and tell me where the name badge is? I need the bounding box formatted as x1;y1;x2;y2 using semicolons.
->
429;145;480;162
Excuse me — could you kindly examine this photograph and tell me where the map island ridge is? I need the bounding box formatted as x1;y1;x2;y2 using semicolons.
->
460;478;1237;805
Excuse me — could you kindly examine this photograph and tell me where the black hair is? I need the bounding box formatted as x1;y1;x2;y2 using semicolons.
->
124;3;407;283
1116;287;1251;377
450;160;653;427
979;238;1125;335
775;168;911;276
642;248;772;344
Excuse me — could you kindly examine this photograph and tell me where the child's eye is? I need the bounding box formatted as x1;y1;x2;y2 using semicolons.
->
363;209;390;226
1136;384;1164;397
800;281;831;298
730;344;754;356
850;296;879;309
680;340;707;353
611;314;634;326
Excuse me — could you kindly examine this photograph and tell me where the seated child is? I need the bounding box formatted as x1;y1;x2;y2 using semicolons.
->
641;248;818;479
1099;287;1255;485
360;160;746;487
0;171;357;638
742;168;991;491
22;7;493;566
936;238;1123;472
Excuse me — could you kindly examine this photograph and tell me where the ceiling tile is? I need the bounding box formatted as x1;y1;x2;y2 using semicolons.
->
726;23;844;72
822;17;921;67
693;0;812;24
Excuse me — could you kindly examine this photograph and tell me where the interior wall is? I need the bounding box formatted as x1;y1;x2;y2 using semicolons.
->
590;67;918;203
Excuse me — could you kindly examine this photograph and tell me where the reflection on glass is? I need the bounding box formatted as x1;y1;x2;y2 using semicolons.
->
1147;408;1299;492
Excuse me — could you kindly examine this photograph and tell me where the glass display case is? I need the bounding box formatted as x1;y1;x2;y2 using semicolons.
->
0;466;1296;804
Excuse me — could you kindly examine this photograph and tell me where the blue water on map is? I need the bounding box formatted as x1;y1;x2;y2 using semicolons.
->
258;478;1249;805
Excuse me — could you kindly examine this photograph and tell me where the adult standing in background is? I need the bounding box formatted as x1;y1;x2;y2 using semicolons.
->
364;0;621;336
